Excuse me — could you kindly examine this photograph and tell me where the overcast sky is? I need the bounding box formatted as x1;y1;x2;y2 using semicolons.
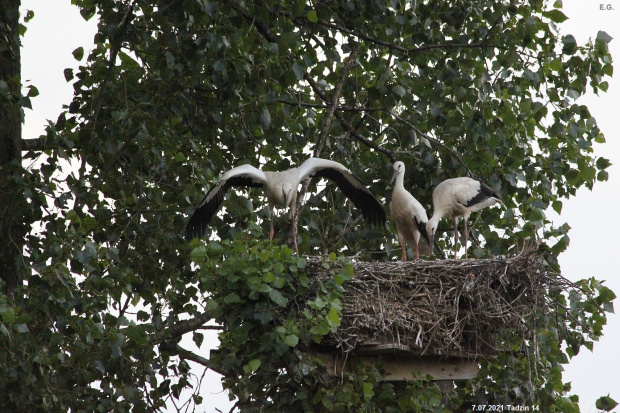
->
20;1;619;412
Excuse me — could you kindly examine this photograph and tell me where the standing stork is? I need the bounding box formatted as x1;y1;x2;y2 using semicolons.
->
426;177;503;259
185;157;386;252
389;161;431;260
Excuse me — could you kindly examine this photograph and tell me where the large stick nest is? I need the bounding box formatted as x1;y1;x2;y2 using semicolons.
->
304;253;551;358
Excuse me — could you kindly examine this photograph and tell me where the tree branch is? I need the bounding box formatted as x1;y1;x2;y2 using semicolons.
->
158;311;216;343
315;47;359;156
301;73;395;161
276;99;385;113
289;49;359;247
334;111;396;162
292;14;508;58
326;215;363;247
388;110;472;176
90;0;137;139
238;9;395;162
177;346;211;368
21;138;50;152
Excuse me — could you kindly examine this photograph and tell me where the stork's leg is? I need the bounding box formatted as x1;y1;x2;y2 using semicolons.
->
269;207;275;241
453;218;459;259
413;233;420;259
401;243;407;261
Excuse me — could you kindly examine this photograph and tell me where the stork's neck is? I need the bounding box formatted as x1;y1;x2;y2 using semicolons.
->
394;171;405;188
428;209;444;227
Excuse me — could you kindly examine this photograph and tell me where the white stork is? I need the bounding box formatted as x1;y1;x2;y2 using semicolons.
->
389;161;431;260
426;177;503;259
185;157;386;252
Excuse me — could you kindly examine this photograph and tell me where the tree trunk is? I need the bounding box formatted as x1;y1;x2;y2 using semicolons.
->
0;0;24;300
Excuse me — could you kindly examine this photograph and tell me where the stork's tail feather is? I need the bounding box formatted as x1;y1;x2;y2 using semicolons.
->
415;218;431;245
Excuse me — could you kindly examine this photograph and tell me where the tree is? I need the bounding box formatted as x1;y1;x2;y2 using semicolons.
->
0;0;26;301
1;0;616;411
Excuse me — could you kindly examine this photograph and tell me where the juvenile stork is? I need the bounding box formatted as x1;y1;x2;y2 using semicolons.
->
426;177;503;259
389;161;431;260
185;157;386;252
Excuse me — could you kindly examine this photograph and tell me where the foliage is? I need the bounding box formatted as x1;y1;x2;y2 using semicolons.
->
191;232;450;412
0;0;616;411
450;276;616;412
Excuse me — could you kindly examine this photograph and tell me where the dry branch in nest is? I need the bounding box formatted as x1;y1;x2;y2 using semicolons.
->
304;253;552;359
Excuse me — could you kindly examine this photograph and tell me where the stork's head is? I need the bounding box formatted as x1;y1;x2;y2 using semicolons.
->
426;217;439;256
391;161;405;183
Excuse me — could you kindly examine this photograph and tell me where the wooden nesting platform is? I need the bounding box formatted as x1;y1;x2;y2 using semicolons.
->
304;254;549;381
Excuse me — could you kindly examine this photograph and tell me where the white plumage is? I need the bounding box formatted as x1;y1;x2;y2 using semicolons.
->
389;161;431;260
426;177;503;259
185;157;386;252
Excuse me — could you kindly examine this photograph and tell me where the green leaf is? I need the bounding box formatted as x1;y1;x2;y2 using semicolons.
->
174;152;186;162
327;307;340;327
596;157;612;170
306;10;318;23
190;245;208;262
363;382;374;401
26;85;39;97
597;286;617;303
64;68;74;82
259;108;271;127
292;62;305;80
1;308;15;323
596;31;613;44
596;396;619;411
224;293;241;304
24;9;35;23
72;47;84;61
562;34;577;54
209;241;223;252
527;208;545;221
555;397;579;413
392;85;406;98
16;324;29;333
597;170;609;181
547;59;563;72
75;242;97;265
245;359;261;373
543;9;568;23
269;289;288;307
284;334;299;347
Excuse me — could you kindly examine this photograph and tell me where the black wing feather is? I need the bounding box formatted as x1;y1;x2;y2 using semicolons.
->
414;216;430;244
312;168;386;226
465;180;501;207
185;176;263;241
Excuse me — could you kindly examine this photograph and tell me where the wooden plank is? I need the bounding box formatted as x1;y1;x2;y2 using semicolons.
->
318;352;480;381
356;341;490;359
356;343;410;355
211;347;481;381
